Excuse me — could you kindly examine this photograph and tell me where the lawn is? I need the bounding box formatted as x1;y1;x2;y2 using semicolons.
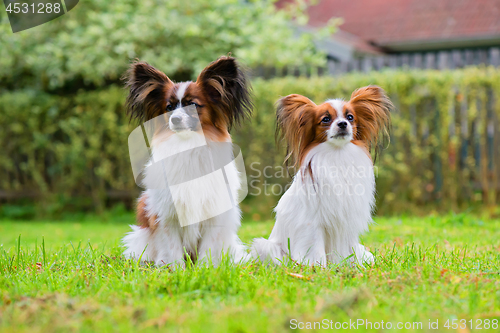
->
0;214;499;332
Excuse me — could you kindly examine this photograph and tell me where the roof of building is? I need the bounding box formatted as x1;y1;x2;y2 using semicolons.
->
280;0;500;51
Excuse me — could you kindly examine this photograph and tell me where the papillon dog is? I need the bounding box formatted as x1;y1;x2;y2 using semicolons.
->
122;56;252;267
251;86;392;266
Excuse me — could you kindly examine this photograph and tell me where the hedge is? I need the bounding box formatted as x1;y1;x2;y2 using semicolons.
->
1;67;499;218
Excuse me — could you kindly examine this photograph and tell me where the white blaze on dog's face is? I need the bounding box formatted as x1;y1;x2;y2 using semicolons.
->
168;82;199;135
324;99;353;147
168;105;202;140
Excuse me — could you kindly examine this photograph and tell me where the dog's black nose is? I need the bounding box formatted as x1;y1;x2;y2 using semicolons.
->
171;115;182;125
338;121;347;129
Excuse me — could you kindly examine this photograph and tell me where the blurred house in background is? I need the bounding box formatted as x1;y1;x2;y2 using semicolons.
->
278;0;500;73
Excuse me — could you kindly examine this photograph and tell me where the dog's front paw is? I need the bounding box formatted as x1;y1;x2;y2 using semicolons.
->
354;244;374;264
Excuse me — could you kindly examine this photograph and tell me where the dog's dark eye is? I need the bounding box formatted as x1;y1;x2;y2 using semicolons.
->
346;114;354;122
166;104;174;111
182;101;201;108
321;116;331;123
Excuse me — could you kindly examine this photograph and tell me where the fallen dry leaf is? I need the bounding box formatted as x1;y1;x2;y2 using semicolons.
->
286;272;313;281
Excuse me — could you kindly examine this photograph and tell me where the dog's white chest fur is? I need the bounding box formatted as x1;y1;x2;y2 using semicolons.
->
294;142;375;230
252;142;375;265
144;133;240;227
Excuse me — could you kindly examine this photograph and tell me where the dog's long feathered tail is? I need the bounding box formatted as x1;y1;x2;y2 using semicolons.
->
250;238;285;263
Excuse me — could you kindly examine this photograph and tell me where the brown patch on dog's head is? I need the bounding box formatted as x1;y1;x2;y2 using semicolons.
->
346;85;392;158
196;56;253;131
276;94;340;167
124;61;173;123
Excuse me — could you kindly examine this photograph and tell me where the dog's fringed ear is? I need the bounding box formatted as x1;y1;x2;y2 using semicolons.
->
276;94;316;168
348;85;393;155
196;56;252;130
123;61;173;123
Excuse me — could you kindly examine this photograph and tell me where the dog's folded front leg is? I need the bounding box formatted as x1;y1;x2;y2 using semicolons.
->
197;221;247;266
198;231;247;266
291;227;327;267
197;226;226;266
152;225;186;268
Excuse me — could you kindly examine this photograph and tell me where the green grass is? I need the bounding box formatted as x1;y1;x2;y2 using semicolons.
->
0;214;499;332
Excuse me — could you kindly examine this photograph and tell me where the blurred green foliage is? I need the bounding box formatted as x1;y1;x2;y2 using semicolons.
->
0;0;325;90
0;87;133;216
1;67;499;218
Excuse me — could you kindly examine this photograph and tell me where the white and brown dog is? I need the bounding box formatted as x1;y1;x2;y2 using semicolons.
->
122;57;252;267
252;86;392;266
